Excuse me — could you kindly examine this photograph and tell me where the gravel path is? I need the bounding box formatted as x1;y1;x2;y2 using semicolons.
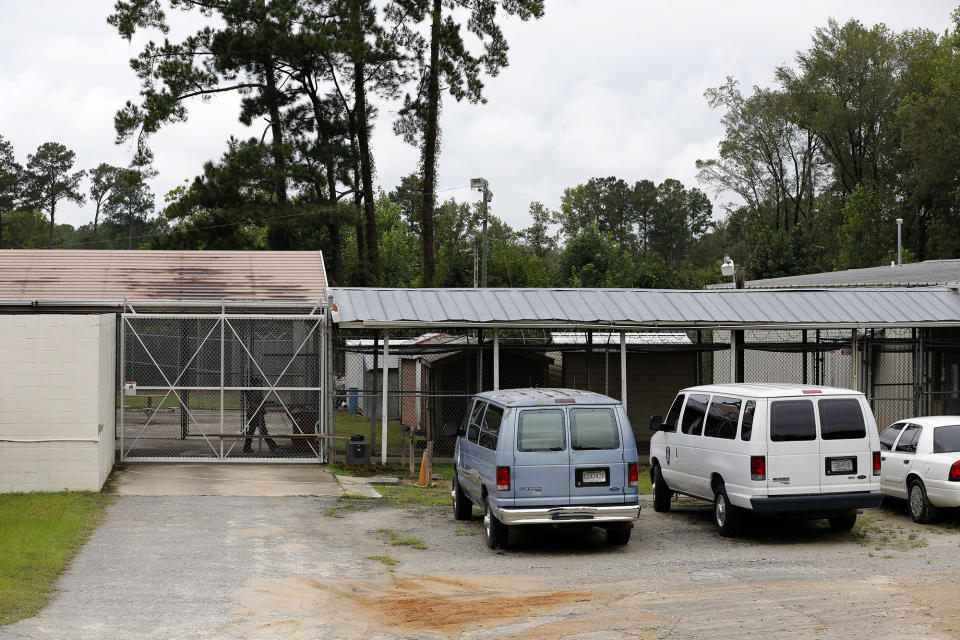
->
3;493;960;639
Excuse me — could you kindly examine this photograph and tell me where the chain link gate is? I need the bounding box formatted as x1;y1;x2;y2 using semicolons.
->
119;309;327;462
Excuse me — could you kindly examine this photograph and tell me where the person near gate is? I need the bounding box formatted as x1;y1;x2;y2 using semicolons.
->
243;376;278;453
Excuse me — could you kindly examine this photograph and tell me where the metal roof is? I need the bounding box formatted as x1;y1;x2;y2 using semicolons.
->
707;259;960;289
476;387;620;407
0;250;327;309
329;287;960;329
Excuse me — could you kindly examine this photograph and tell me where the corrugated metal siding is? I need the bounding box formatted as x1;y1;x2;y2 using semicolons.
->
330;287;960;328
0;250;327;303
708;259;960;289
563;351;697;448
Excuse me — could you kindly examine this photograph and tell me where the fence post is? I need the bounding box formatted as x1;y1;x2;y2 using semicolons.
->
493;330;500;391
620;331;627;411
729;330;737;383
119;309;126;462
382;330;389;464
220;302;224;460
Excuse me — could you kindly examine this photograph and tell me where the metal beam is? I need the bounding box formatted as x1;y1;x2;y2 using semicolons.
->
382;330;390;464
493;331;500;391
620;331;627;412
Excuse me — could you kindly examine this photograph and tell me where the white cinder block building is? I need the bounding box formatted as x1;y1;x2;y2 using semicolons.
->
0;249;330;491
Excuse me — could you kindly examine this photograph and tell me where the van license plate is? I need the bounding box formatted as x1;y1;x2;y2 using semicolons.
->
829;457;855;474
582;470;606;484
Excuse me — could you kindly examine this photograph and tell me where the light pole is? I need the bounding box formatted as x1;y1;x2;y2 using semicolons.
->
471;177;492;287
721;254;745;383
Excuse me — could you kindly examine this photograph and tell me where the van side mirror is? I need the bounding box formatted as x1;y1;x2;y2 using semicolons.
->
442;422;460;438
649;415;663;432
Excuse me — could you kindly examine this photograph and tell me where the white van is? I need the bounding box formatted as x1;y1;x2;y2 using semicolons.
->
649;383;882;536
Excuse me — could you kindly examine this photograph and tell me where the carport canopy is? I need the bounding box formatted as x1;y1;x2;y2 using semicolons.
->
329;286;960;330
330;286;960;462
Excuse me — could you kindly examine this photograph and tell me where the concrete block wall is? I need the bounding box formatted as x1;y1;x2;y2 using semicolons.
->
0;314;116;492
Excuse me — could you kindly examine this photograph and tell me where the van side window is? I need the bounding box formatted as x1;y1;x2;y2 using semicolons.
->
478;405;503;450
517;409;566;452
740;400;756;441
818;399;866;440
895;424;921;453
468;401;486;443
680;394;708;436
704;396;741;439
570;408;620;450
663;395;684;432
770;400;816;442
879;423;905;451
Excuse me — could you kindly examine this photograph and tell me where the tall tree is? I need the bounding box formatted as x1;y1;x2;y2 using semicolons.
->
0;135;23;249
108;169;156;249
88;163;124;248
23;142;85;248
393;0;545;286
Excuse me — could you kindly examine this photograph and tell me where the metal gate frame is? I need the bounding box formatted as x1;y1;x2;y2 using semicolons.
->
119;305;328;462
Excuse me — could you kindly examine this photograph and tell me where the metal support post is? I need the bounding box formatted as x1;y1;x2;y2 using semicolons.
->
620;331;627;411
493;330;500;390
220;302;224;459
120;310;126;461
729;330;737;383
381;330;389;464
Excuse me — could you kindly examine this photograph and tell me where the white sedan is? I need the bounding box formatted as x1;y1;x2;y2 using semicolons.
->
879;416;960;523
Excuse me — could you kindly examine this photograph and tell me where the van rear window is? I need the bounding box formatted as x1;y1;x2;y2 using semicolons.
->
770;400;816;442
517;410;566;452
570;408;620;450
818;399;866;440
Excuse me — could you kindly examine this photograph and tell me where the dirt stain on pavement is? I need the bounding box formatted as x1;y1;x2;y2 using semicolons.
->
228;573;601;638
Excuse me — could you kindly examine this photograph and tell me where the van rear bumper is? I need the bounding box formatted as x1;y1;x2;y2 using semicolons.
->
750;491;883;514
497;504;640;526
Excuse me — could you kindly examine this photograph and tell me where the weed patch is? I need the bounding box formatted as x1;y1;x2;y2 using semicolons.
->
376;528;427;549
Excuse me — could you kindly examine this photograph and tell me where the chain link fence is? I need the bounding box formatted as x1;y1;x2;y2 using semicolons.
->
330;326;960;460
119;312;325;461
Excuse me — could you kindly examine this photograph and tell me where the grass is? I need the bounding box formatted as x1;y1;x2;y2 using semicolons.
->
0;491;110;626
375;528;427;549
849;514;928;553
454;528;478;536
378;485;450;508
367;554;398;567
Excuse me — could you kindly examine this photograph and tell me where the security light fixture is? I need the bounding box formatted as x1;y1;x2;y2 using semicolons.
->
720;254;735;278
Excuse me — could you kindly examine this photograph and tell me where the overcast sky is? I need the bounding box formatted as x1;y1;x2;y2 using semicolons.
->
0;1;955;235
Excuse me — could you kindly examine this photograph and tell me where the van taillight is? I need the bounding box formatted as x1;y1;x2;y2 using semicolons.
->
873;451;882;476
950;461;960;482
496;466;511;491
627;463;639;487
750;456;766;481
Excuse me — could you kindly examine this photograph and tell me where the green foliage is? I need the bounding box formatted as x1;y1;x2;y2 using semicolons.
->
0;491;109;626
22;142;85;248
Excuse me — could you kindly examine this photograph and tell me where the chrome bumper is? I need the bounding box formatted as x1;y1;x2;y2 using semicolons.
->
497;503;640;525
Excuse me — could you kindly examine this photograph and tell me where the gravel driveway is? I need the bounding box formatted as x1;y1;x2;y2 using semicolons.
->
3;493;960;639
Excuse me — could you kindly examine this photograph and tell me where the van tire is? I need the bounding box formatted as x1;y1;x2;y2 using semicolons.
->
484;498;509;549
713;484;742;538
606;528;631;546
908;479;937;524
653;464;672;512
452;475;472;521
828;511;857;532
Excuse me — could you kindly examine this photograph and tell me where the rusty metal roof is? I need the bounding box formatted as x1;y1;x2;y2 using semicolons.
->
0;250;327;307
329;286;960;329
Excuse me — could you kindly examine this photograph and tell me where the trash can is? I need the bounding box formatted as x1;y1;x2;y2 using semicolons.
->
346;434;370;465
347;388;359;414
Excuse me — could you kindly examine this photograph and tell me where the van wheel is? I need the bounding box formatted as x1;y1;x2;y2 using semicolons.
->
908;479;937;524
828;511;857;532
713;484;742;538
484;498;509;549
653;464;672;512
452;475;472;521
606;528;631;546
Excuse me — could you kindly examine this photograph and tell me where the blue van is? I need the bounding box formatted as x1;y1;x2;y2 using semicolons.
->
443;388;641;549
